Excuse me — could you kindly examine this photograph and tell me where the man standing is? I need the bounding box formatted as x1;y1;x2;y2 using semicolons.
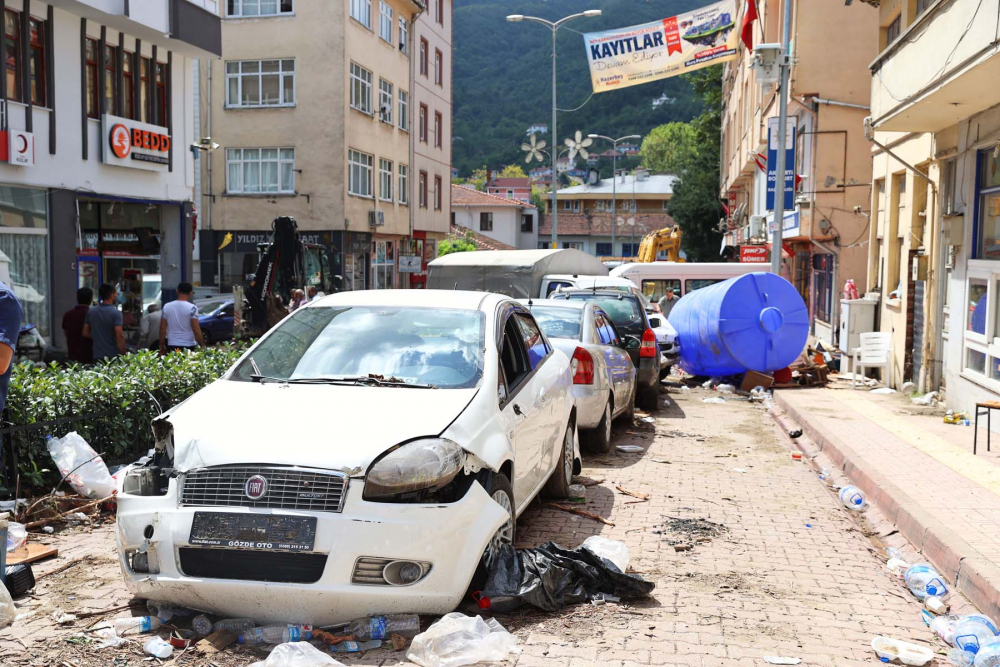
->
160;282;205;354
139;304;162;350
658;287;680;319
62;287;93;364
0;280;23;414
83;284;126;361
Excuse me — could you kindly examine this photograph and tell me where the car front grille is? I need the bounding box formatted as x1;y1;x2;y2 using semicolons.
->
180;465;348;513
179;548;327;583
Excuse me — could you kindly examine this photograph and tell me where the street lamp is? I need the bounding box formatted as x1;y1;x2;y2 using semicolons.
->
589;134;640;259
507;9;601;251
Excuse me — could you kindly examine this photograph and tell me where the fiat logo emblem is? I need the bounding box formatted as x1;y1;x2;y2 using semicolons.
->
244;475;267;500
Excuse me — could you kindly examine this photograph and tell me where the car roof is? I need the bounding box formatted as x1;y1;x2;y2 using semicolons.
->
516;298;587;311
555;288;640;299
310;289;502;311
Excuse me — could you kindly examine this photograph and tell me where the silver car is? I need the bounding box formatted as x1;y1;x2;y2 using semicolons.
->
520;299;636;453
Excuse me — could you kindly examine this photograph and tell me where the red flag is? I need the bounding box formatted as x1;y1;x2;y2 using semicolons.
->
741;0;758;52
753;152;767;172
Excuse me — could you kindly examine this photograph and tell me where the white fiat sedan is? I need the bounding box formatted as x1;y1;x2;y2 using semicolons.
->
116;290;580;624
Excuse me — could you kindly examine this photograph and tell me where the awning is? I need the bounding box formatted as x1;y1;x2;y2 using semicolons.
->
766;243;795;258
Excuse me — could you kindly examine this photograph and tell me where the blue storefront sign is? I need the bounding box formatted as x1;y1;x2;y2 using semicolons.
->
766;117;796;211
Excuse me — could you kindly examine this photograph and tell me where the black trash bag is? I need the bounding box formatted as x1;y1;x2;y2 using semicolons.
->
479;541;655;612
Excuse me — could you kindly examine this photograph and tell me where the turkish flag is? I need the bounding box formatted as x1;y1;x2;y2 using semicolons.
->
741;0;758;52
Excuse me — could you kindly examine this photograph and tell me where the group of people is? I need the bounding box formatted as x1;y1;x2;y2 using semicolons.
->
289;285;323;311
62;282;206;365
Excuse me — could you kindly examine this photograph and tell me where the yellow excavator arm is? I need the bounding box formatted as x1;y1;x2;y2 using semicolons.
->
636;225;684;263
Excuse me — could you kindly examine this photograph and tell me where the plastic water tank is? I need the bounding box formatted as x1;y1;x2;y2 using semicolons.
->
668;272;809;377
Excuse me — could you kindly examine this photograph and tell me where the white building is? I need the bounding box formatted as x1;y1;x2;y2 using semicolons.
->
451;185;537;250
0;0;219;351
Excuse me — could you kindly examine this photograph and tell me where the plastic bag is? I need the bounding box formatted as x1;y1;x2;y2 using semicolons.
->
480;541;655;613
0;580;15;628
406;613;519;667
143;636;173;659
581;536;629;573
6;522;26;552
47;432;115;499
248;642;346;667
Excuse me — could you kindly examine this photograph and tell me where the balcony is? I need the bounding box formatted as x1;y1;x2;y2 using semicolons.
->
870;0;1000;132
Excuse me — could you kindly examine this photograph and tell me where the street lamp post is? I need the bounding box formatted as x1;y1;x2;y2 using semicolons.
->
589;134;640;258
507;9;601;251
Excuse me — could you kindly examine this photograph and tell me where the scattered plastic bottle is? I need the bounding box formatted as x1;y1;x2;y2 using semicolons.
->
932;615;962;645
975;639;1000;666
347;614;420;641
949;648;976;666
330;640;383;653
113;616;162;635
905;563;949;600
839;485;866;510
212;618;256;634
954;616;1000;654
238;624;312;645
143;636;173;659
146;601;188;622
192;615;214;636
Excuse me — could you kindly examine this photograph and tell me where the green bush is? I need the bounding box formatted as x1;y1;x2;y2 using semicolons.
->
4;344;248;491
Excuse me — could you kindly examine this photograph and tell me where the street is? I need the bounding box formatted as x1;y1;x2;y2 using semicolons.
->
1;383;955;666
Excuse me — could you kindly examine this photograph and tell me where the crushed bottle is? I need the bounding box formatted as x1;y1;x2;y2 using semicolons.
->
238;624;312;645
212;618;256;634
347;614;420;641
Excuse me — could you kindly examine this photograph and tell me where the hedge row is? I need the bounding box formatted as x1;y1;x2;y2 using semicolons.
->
4;344;248;491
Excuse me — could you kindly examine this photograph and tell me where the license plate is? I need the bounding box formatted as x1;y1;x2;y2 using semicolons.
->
188;512;317;552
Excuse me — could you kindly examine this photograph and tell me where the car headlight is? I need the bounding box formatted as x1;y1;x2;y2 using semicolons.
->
363;438;465;501
122;467;168;496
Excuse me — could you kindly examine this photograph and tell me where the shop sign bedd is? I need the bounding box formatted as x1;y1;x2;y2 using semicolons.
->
583;0;737;94
102;114;170;172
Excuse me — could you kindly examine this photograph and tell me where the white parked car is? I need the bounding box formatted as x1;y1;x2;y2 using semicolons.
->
646;313;679;380
520;299;636;453
116;290;580;625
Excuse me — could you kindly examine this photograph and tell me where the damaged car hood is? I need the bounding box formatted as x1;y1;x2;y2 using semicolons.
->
168;380;479;473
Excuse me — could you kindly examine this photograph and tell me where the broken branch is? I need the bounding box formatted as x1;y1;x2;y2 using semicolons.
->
545;503;615;526
24;495;114;529
615;485;650;501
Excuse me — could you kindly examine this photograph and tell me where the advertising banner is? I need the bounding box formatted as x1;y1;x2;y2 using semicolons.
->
766;117;796;211
740;245;768;263
583;0;737;94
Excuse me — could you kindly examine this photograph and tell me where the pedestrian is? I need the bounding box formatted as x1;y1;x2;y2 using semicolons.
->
139;303;162;350
658;287;680;319
83;283;126;361
0;279;22;414
308;286;326;301
159;282;205;354
289;289;306;311
62;287;93;364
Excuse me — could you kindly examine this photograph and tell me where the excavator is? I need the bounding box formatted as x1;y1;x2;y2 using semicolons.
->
636;225;684;263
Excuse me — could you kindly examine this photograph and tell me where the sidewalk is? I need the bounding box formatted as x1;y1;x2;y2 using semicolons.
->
775;382;1000;620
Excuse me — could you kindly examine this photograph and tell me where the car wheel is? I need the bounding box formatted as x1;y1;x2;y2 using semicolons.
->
639;385;658;412
619;382;636;422
581;398;613;454
202;330;212;345
482;472;515;572
543;421;574;498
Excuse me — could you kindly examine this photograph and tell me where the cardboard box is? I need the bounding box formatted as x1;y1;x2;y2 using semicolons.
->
741;370;774;392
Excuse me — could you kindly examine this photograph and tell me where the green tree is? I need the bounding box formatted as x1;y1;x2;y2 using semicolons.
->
499;164;528;179
438;232;478;256
468;166;488;191
640;122;696;174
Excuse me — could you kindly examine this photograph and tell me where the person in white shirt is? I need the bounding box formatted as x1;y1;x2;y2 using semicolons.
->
159;282;205;354
139;304;162;349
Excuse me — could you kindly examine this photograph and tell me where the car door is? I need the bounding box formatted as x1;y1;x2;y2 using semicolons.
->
513;310;562;486
588;308;619;406
219;303;235;339
603;314;636;414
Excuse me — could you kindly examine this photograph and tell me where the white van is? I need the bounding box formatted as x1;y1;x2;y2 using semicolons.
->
611;262;762;304
543;275;647;303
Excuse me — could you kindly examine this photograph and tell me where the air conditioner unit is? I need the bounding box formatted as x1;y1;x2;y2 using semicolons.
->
749;214;766;239
368;210;385;228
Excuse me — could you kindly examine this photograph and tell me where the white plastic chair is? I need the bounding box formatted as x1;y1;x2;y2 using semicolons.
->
852;332;891;388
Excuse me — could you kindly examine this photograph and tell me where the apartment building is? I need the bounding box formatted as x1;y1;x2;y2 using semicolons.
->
451;184;537;250
197;0;435;293
0;0;219;352
720;0;877;344
866;0;1000;407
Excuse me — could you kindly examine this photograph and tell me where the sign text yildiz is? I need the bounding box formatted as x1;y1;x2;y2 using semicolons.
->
582;0;737;94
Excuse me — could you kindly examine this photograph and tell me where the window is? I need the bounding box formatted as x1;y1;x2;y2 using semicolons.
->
398;164;408;205
916;0;933;16
0;187;49;338
379;158;393;202
419;103;427;142
622;242;640;257
399;17;408;54
641;279;681;302
378;78;393;124
434;49;442;86
227;0;294;17
562;242;583;250
104;44;118;116
434;176;442;210
436;0;444;25
226;59;295;108
597;200;605;212
596;242;612;256
348;149;374;198
379;2;393;43
398;89;408;131
85;38;99;118
28;17;44;106
419;171;428;208
349;62;372;114
515;313;550;371
979;150;1000;259
434;111;442;147
480;212;493;231
371;240;395;289
943;158;961;215
155;61;166;127
562;200;580;212
521;214;533;232
662;200;670;210
419;38;428;76
500;317;531;397
227;148;296;194
4;10;19;103
122;52;134;119
885;14;901;45
506;190;514;199
350;0;372;28
686;278;724;293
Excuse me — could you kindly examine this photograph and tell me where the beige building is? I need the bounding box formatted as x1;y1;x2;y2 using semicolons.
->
452;185;538;250
197;0;448;292
720;0;877;343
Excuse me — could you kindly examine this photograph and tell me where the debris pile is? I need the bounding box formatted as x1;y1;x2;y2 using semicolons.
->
654;516;728;551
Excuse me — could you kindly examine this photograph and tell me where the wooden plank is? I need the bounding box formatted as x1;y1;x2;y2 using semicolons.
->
7;543;58;565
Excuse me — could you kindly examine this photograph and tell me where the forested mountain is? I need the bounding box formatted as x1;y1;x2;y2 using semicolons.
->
452;0;707;176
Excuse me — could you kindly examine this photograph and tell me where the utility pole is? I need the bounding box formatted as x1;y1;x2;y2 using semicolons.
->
770;0;794;275
590;134;640;259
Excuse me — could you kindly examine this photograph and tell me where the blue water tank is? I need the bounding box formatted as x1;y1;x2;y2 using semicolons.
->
668;272;809;377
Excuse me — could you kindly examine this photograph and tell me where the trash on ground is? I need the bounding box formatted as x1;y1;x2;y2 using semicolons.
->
0;583;15;628
653;516;728;545
639;416;656;423
716;384;735;394
703;397;727;404
731;467;748;473
947;647;975;666
674;544;692;552
590;593;620;605
312;629;354;645
887;556;911;577
839;485;867;511
479;542;654;612
791;453;802;460
616;445;645;453
41;526;53;534
945;410;972;425
953;615;999;654
615;485;650;502
248;642;346;667
347;614;420;640
651;458;672;464
239;623;313;645
4;563;35;597
581;536;630;572
788;429;803;439
330;640;382;652
113;615;162;635
46;432;116;499
902;381;916;392
905;563;949;599
870;635;935;665
931;615;961;644
406;612;519;667
568;484;586;500
5;521;26;552
911;392;938;406
871;387;897;394
749;386;771;403
92;627;128;649
545;503;614;526
925;595;950;614
195;629;238;654
146;601;192;622
169;629;197;649
51;609;77;624
213;617;256;634
192;614;214;636
764;657;802;665
973;639;1000;665
143;636;174;659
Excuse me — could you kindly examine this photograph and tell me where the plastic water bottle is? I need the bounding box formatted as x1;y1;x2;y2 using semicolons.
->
954;616;1000;654
905;563;949;599
346;614;420;641
113;616;162;635
839;485;866;510
950;648;976;666
146;601;188;622
330;640;383;652
192;615;214;636
975;639;1000;666
238;624;312;645
212;618;256;634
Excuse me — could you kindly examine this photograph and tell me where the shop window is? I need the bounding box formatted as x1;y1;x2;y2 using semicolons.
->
968;348;987;375
372;240;394;289
978;151;1000;259
227;147;296;194
228;0;294;17
347;148;374;198
227;59;295;108
85;39;99;119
